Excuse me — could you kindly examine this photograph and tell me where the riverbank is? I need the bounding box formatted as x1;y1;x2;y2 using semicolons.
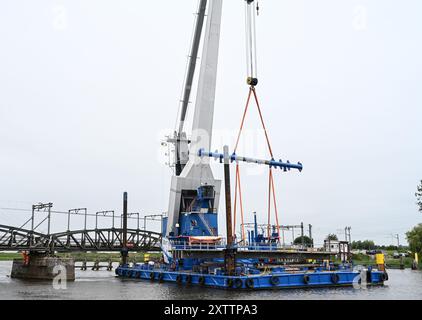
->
0;252;161;262
1;252;419;269
0;253;20;261
351;253;420;269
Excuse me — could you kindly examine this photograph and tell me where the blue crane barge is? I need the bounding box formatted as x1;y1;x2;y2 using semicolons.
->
116;0;388;289
116;148;388;289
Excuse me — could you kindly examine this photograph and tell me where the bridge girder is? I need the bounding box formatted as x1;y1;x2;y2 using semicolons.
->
0;225;162;253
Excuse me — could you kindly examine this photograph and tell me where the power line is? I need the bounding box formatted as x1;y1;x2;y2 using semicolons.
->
0;207;160;221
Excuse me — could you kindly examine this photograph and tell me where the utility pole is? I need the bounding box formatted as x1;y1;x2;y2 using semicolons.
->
67;208;87;245
31;203;53;246
254;212;258;245
344;226;352;243
346;227;352;261
95;211;114;230
301;222;305;248
121;192;128;266
348;227;352;243
281;227;285;247
142;214;164;231
291;227;295;245
308;224;313;248
395;234;400;248
67;208;87;231
31;205;35;234
131;213;140;231
47;204;52;236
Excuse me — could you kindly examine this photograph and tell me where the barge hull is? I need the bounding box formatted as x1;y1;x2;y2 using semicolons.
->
115;267;386;290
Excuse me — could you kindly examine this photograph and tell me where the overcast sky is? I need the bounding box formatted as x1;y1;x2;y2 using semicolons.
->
0;0;421;246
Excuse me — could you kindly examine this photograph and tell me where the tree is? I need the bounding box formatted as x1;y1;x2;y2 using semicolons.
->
293;236;313;247
351;240;375;250
326;234;338;241
406;223;422;254
362;240;375;250
351;241;362;250
416;180;422;213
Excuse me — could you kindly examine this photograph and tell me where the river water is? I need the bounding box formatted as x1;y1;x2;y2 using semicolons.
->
0;261;421;300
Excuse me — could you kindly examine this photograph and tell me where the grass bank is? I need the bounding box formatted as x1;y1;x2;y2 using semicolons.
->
0;253;21;261
58;252;162;263
0;252;161;262
351;253;419;269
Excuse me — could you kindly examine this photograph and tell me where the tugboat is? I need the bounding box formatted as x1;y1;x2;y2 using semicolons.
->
116;0;388;289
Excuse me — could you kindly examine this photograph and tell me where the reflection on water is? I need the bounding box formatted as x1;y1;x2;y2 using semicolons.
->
1;261;421;300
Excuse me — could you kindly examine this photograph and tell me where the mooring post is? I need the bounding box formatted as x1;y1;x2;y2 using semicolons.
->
121;192;129;266
223;145;236;276
108;258;113;271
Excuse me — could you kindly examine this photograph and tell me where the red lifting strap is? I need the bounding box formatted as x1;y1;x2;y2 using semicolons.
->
233;164;246;243
233;86;281;243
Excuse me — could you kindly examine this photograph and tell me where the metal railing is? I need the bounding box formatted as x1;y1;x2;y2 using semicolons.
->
170;240;327;252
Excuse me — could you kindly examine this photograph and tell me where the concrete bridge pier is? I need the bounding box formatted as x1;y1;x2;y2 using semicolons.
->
11;252;75;281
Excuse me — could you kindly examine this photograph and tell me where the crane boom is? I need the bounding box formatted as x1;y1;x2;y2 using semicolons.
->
166;0;223;237
178;0;208;136
175;0;208;176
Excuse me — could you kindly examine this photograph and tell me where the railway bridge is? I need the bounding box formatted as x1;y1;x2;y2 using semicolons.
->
0;224;162;253
0;201;163;254
0;199;164;280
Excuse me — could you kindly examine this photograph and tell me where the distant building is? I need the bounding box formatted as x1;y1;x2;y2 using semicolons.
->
324;239;351;262
324;239;340;253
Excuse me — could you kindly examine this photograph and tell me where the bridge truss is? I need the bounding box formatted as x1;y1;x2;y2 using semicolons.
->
0;224;162;253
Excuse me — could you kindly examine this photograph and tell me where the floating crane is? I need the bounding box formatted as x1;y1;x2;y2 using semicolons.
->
116;0;388;290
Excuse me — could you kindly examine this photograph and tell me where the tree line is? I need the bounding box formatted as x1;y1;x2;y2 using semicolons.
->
406;181;422;256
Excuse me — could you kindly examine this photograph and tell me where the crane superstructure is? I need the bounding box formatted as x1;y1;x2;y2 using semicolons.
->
165;0;223;238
